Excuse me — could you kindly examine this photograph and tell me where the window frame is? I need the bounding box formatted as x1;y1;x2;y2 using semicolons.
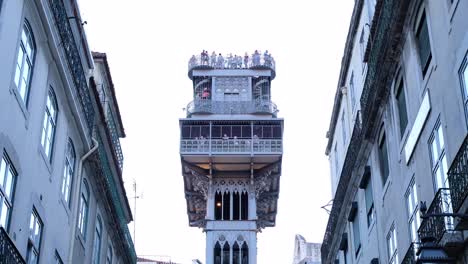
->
14;19;36;105
40;88;59;161
378;128;390;186
92;216;103;264
386;224;398;264
394;73;409;139
459;52;468;127
414;6;433;78
0;152;17;231
428;118;449;191
61;139;75;207
27;208;43;264
405;177;421;242
78;179;90;240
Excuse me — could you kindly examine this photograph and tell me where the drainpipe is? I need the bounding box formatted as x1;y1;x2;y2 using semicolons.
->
67;138;98;264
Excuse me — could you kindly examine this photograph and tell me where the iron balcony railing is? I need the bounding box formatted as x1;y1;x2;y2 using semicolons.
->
0;227;25;264
96;134;136;263
188;53;276;72
48;0;95;135
401;242;419;264
180;139;282;154
105;107;124;170
418;188;454;243
186;100;278;117
447;134;468;213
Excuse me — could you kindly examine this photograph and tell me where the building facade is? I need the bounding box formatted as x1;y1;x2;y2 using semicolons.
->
322;0;468;263
179;51;283;264
0;0;135;263
293;235;321;264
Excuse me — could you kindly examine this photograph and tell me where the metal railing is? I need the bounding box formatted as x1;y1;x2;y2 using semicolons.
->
188;53;276;72
418;188;454;243
401;242;419;264
0;227;25;264
447;134;468;213
48;0;95;135
180;139;282;154
105;107;124;170
186;100;278;117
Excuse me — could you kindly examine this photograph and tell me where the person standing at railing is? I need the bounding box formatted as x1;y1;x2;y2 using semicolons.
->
202;88;210;99
264;50;271;67
217;53;224;68
211;51;217;67
253;134;259;151
244;52;249;68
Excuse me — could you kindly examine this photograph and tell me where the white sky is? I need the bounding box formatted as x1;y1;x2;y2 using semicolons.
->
78;1;354;263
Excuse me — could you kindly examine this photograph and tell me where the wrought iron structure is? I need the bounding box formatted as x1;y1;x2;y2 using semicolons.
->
402;242;419;264
48;0;95;135
105;107;124;170
447;135;468;213
180;139;282;154
0;227;25;264
187;100;278;117
188;53;276;72
418;188;454;243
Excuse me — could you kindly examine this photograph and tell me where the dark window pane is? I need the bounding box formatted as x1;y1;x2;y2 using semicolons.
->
379;134;389;184
416;13;432;76
232;126;241;138
396;82;408;137
242;126;251;138
263;126;272;138
273;126;282;138
222;126;231;138
191;126;200;138
212;126;221;139
182;126;191;139
201;126;210;138
253;126;262;138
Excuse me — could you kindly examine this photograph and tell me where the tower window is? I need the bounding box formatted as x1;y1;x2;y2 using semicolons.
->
215;192;222;220
222;191;230;220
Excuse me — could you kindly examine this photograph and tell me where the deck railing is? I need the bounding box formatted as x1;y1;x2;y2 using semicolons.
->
447;134;468;213
180;139;282;154
105;107;124;170
0;227;25;264
418;188;454;243
186;100;278;117
188;53;275;72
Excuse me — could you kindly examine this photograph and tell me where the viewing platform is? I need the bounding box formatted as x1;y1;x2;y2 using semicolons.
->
186;100;278;117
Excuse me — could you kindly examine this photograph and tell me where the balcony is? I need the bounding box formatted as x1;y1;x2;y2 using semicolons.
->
0;227;25;264
418;188;463;255
401;242;419;264
186;100;278;117
180;138;282;155
447;135;468;223
188;52;276;73
105;107;124;170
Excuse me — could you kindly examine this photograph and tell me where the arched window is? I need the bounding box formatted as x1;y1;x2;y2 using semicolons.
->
0;153;17;229
233;191;240;220
214;242;221;264
241;192;248;220
61;139;75;206
41;88;58;160
233;242;240;264
106;244;113;264
222;243;230;264
222;191;230;220
14;20;36;103
78;179;89;239
92;216;102;264
215;191;222;220
241;243;249;264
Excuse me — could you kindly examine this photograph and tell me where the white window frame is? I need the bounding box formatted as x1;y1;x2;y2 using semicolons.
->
78;179;90;239
405;177;421;242
92;216;103;264
429;119;448;190
14;20;35;103
61;139;75;206
386;224;398;264
27;209;43;264
0;153;17;230
40;88;58;160
459;52;468;126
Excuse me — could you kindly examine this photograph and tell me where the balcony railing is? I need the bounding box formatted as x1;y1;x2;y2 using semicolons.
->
180;139;282;154
0;227;25;264
447;134;468;213
105;107;123;170
418;188;454;243
186;100;278;117
401;242;419;264
48;0;95;135
188;53;275;72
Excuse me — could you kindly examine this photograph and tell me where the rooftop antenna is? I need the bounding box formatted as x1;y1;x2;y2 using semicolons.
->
132;179;142;248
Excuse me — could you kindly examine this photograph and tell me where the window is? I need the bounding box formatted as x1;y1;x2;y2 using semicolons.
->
14;20;36;103
378;130;390;185
40;89;58;160
395;77;408;138
349;72;356;111
405;177;421;242
334;144;338;175
359;30;366;65
363;176;375;227
387;225;398;264
241;242;249;264
429;119;448;190
341;111;347;145
55;251;64;264
78;179;90;239
415;10;432;76
459;53;468;125
0;153;17;229
92;216;102;264
351;212;361;256
27;209;43;264
61;139;75;206
106;244;113;264
214;190;248;221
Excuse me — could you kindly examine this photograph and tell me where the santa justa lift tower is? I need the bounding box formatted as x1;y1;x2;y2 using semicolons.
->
180;51;283;264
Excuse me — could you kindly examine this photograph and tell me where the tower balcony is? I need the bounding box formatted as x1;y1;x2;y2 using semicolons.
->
180;138;282;154
188;52;276;79
186;100;278;117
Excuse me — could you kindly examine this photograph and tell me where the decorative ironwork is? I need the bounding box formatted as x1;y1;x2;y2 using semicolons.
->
95;134;136;263
186;100;278;117
188;53;276;72
180;139;282;154
321;114;363;263
0;227;25;264
402;242;419;264
48;0;95;134
418;188;454;243
447;134;468;213
105;107;124;170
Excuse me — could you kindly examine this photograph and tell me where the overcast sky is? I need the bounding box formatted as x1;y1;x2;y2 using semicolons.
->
78;1;354;263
